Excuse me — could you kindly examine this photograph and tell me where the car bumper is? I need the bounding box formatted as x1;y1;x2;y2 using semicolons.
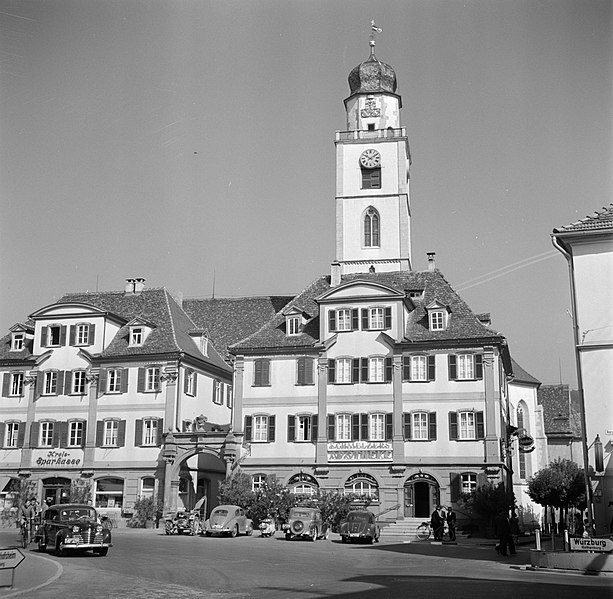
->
61;540;112;550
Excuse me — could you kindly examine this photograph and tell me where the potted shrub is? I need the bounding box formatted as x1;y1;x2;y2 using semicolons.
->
129;497;157;528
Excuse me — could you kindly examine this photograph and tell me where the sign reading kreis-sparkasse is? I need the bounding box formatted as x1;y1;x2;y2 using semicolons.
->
328;441;392;462
33;449;83;467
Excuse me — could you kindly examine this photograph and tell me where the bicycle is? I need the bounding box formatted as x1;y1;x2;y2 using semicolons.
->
20;518;34;548
415;521;449;541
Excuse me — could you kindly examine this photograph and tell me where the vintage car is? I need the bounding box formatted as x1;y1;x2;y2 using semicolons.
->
284;507;329;541
339;510;380;544
203;505;253;537
164;509;198;535
34;503;112;556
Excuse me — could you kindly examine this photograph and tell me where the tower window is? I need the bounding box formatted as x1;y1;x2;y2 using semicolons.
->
364;208;380;247
361;167;381;189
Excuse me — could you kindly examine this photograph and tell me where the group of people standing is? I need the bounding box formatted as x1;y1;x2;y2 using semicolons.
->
430;505;457;541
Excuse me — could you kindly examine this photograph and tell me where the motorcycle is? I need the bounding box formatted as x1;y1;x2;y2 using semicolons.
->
164;510;201;535
259;517;276;537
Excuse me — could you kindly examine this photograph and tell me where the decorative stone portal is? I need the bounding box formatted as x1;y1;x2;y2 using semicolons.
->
403;473;440;519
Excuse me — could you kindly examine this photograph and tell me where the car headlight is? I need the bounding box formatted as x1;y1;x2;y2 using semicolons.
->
73;526;80;533
96;526;103;533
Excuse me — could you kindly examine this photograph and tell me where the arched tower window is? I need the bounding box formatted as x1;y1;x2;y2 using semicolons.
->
364;207;380;247
516;404;530;480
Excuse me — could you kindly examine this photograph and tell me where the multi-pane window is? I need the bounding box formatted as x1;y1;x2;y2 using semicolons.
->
226;385;233;407
104;420;119;447
429;311;445;331
143;419;158;446
10;373;24;397
44;371;58;395
68;421;84;447
457;354;475;380
48;325;62;346
107;369;122;393
369;357;385;382
458;411;476;440
336;309;353;332
288;473;318;495
72;371;87;394
140;477;155;499
185;370;196;396
76;324;90;345
364;207;380;247
40;422;54;447
411;356;427;381
253;415;269;442
287;316;301;336
412;412;429;440
336;358;353;384
252;474;267;491
335;414;352;441
368;307;385;330
130;327;143;346
5;422;20;448
461;473;477;494
145;367;160;392
11;333;24;351
345;473;379;500
213;380;222;404
296;415;311;442
369;414;385;441
517;407;527;479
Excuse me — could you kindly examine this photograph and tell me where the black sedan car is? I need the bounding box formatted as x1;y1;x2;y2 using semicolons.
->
339;510;380;544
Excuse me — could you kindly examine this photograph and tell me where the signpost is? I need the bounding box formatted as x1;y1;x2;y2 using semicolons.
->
0;548;25;589
570;537;613;552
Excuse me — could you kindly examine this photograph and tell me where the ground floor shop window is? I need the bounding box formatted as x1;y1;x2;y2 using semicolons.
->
140;477;155;499
287;473;318;495
95;477;124;509
344;473;379;502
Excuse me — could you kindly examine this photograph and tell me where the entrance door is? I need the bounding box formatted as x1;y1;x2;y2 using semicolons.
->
414;482;431;518
42;477;71;505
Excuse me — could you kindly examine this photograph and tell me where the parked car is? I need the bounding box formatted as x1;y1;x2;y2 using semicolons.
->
284;507;329;541
34;504;112;556
339;510;380;544
203;505;253;537
164;509;199;535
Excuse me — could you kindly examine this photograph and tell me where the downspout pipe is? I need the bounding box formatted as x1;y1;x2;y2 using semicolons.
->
551;234;594;531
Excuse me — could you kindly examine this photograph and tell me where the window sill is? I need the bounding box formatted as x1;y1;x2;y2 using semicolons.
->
294;383;315;387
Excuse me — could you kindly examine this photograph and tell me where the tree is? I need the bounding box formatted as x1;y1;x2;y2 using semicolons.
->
217;471;256;511
69;480;92;504
527;458;586;512
458;482;514;535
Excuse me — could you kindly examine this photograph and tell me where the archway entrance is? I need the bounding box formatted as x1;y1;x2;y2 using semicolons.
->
403;473;440;518
42;477;71;505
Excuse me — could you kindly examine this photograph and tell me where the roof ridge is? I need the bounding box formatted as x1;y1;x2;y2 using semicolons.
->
162;288;181;352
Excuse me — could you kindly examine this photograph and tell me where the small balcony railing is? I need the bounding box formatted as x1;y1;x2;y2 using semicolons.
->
335;128;406;142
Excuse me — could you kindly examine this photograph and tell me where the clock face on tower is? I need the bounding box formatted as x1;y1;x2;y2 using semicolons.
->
359;149;381;169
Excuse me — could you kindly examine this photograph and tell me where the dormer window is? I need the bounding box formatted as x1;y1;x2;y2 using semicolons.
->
130;327;144;346
10;332;24;351
42;324;66;347
430;311;445;331
286;316;302;336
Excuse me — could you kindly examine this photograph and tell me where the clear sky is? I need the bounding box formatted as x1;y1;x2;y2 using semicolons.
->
1;0;611;386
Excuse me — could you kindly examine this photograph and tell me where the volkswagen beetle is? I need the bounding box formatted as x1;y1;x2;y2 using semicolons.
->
34;504;112;556
339;509;380;544
203;505;253;537
284;507;329;541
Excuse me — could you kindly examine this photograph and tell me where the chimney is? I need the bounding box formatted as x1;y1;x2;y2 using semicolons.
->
124;278;136;294
133;278;146;295
331;261;341;287
427;252;436;271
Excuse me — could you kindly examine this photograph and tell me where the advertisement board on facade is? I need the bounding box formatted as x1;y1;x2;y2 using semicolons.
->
32;449;84;467
327;441;392;462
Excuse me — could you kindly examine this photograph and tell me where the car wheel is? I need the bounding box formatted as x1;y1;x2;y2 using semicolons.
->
368;536;375;544
322;525;330;540
38;537;47;553
246;523;253;536
285;532;292;541
164;522;173;535
230;525;238;538
310;527;317;542
205;531;212;537
341;536;347;544
95;547;108;557
55;539;66;557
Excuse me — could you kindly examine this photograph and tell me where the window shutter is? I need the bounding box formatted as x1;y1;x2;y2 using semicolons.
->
476;411;485;439
244;416;252;441
30;422;40;447
351;309;359;330
449;412;458;440
212;380;219;403
17;423;25;448
80;422;87;447
351;414;360;441
56;371;64;395
287;415;295;442
117;420;126;447
297;358;305;385
89;324;95;345
69;325;76;346
192;373;197;395
360;413;368;441
35;373;44;398
304;358;313;385
328;310;336;333
59;325;67;346
428;412;437;441
95;421;104;446
361;309;369;330
121;369;129;393
361;358;369;382
64;371;72;395
311;415;318;443
403;356;410;381
403;413;412;440
135;419;143;447
157;419;164;446
449;472;461;502
352;358;360;383
1;373;9;397
59;422;68;448
99;369;107;396
52;422;61;447
327;414;335;440
137;368;146;392
41;327;48;348
268;415;275;442
384;307;392;329
427;355;436;381
262;360;270;386
0;423;5;447
385;413;393;440
476;472;488;487
184;371;190;393
328;359;336;383
448;355;457;380
385;357;393;382
475;354;483;380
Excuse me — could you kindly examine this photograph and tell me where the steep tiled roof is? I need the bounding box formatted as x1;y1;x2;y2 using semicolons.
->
230;270;503;352
183;295;294;358
553;204;613;233
510;358;541;386
0;319;36;362
537;384;582;438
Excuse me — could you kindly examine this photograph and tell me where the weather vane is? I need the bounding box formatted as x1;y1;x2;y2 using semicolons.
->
370;20;382;54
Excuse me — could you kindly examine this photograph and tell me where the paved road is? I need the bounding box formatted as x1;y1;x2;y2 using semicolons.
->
2;528;612;599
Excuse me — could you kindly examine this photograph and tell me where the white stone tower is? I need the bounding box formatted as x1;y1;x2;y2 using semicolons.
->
332;34;412;283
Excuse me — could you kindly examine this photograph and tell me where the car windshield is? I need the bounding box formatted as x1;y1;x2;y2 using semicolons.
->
60;508;96;522
290;510;311;518
213;509;228;517
347;513;369;522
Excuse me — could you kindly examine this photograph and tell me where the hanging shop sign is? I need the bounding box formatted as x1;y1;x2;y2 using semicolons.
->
32;449;84;468
327;441;392;462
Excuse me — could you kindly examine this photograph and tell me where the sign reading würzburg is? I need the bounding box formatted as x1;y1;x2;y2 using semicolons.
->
570;537;613;552
0;548;25;570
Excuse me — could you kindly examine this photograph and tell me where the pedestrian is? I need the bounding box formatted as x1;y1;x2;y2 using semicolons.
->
430;506;444;541
494;509;512;557
583;519;594;538
446;507;457;542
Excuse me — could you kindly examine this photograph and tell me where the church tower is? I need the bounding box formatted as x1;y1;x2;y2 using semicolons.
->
332;34;412;281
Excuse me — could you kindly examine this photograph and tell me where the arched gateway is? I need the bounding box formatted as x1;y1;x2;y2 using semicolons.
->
403;473;440;518
160;429;242;515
